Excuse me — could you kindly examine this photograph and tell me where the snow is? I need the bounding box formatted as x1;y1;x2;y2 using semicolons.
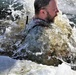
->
0;56;76;75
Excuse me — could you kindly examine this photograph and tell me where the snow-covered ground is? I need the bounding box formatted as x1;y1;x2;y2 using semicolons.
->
0;56;76;75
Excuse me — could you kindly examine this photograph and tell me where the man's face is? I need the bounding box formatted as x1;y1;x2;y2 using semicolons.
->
45;0;59;23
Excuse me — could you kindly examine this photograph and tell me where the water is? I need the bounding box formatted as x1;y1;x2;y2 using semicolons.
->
58;0;76;24
58;0;76;14
0;0;76;69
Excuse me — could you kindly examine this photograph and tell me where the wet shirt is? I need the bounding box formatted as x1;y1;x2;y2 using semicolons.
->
23;18;52;54
14;18;66;65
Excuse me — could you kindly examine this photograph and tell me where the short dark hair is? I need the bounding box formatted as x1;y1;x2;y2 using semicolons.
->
34;0;51;14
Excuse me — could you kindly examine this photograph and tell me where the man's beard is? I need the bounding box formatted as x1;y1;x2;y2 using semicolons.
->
45;11;54;23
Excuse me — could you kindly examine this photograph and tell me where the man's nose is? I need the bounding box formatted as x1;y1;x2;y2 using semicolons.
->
55;8;59;16
55;8;59;13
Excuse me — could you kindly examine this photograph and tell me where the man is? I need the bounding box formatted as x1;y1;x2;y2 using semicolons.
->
34;0;59;23
14;0;62;66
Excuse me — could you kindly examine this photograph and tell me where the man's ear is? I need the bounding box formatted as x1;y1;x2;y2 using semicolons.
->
40;9;47;15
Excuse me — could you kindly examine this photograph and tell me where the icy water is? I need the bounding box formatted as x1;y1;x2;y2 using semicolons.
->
58;0;76;24
0;0;76;69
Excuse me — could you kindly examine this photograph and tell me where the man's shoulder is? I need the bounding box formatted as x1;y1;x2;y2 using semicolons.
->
24;18;53;37
25;18;47;32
